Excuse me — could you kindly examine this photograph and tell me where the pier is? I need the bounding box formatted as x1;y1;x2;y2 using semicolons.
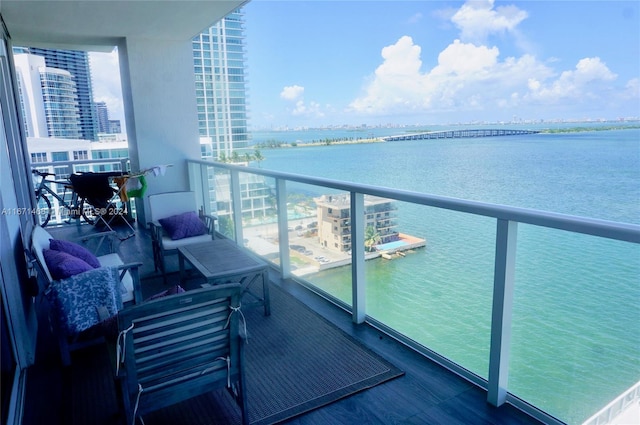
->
383;128;540;141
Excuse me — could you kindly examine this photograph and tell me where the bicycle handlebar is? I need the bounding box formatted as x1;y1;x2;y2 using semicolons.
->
32;169;54;177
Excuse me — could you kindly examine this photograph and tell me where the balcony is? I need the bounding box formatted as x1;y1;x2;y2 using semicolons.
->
2;2;638;424
18;157;639;424
184;159;640;424
23;220;545;425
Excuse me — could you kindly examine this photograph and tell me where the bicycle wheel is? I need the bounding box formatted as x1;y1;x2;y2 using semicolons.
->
36;192;52;227
78;198;98;225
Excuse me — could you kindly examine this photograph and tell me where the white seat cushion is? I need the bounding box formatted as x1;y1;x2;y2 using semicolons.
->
161;233;212;250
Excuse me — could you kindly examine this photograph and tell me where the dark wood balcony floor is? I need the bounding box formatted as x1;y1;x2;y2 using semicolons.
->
24;222;546;425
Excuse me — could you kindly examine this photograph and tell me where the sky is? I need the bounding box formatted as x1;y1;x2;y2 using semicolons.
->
90;1;640;129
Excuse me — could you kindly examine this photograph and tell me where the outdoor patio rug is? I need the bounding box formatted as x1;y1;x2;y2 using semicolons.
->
140;277;404;424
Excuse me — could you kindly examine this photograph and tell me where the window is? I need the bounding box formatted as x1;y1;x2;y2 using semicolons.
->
92;150;109;159
31;152;47;163
73;150;88;160
112;149;128;158
53;166;70;181
51;151;69;162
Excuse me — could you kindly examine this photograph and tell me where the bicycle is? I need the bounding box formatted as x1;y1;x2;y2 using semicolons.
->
32;169;98;227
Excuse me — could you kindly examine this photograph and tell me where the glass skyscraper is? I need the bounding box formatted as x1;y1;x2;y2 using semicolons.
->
25;47;99;141
193;8;250;160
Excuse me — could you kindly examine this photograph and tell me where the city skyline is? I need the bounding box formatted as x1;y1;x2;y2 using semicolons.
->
90;1;639;129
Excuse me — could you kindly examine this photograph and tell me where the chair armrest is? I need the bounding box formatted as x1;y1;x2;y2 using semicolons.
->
149;221;163;241
200;214;217;237
117;262;143;304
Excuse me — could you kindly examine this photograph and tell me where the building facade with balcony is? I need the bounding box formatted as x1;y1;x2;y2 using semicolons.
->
195;8;250;161
14;53;83;139
21;47;98;141
314;194;399;253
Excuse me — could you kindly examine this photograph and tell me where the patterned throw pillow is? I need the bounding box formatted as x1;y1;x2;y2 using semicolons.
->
43;249;94;280
45;266;121;335
49;239;101;268
159;211;208;240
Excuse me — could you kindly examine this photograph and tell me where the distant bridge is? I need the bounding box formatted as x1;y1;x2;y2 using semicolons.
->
383;128;540;141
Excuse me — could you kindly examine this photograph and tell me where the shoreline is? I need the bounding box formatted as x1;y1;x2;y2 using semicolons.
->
253;125;640;150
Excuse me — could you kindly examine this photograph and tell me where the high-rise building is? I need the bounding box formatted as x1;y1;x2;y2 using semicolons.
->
194;8;250;160
95;101;109;133
14;53;82;139
22;47;99;141
108;120;122;134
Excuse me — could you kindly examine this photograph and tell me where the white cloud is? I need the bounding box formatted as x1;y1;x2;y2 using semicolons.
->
348;1;633;119
88;49;124;124
280;85;325;119
527;57;617;102
292;100;324;117
280;85;304;101
624;78;640;100
451;0;528;44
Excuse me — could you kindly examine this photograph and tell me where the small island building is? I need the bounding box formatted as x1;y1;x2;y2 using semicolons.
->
314;194;399;253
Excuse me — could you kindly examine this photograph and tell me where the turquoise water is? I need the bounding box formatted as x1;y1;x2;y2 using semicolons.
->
249;125;640;424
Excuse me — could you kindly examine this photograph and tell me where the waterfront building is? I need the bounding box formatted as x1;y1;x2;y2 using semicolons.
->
176;10;261;225
193;8;265;224
314;194;399;253
14;53;82;139
19;47;98;141
194;8;250;161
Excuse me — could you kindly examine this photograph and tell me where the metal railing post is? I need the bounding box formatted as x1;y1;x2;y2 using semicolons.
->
230;168;243;244
351;191;366;323
276;178;292;278
488;218;518;406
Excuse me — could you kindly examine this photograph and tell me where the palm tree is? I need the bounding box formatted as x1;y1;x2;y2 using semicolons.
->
254;149;264;167
244;152;252;164
231;150;240;163
364;225;381;252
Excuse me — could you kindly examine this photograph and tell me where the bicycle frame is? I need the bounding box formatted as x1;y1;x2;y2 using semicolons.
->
32;170;95;227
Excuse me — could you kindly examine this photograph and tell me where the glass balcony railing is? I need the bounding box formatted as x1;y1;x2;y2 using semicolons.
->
188;159;640;425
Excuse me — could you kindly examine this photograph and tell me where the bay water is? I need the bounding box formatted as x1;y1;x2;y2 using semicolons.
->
249;124;639;424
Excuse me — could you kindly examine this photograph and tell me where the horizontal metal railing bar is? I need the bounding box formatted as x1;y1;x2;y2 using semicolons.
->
190;160;640;244
31;159;129;168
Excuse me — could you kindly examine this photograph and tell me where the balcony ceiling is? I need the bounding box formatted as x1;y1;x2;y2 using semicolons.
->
1;0;247;51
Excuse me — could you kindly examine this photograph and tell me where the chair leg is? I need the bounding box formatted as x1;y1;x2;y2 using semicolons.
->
159;253;168;285
239;341;248;425
151;240;160;272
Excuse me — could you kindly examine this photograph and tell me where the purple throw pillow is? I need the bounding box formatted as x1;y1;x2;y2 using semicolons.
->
43;249;94;280
159;211;208;240
49;239;101;268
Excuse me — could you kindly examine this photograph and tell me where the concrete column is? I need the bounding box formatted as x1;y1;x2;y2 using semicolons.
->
118;37;200;224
